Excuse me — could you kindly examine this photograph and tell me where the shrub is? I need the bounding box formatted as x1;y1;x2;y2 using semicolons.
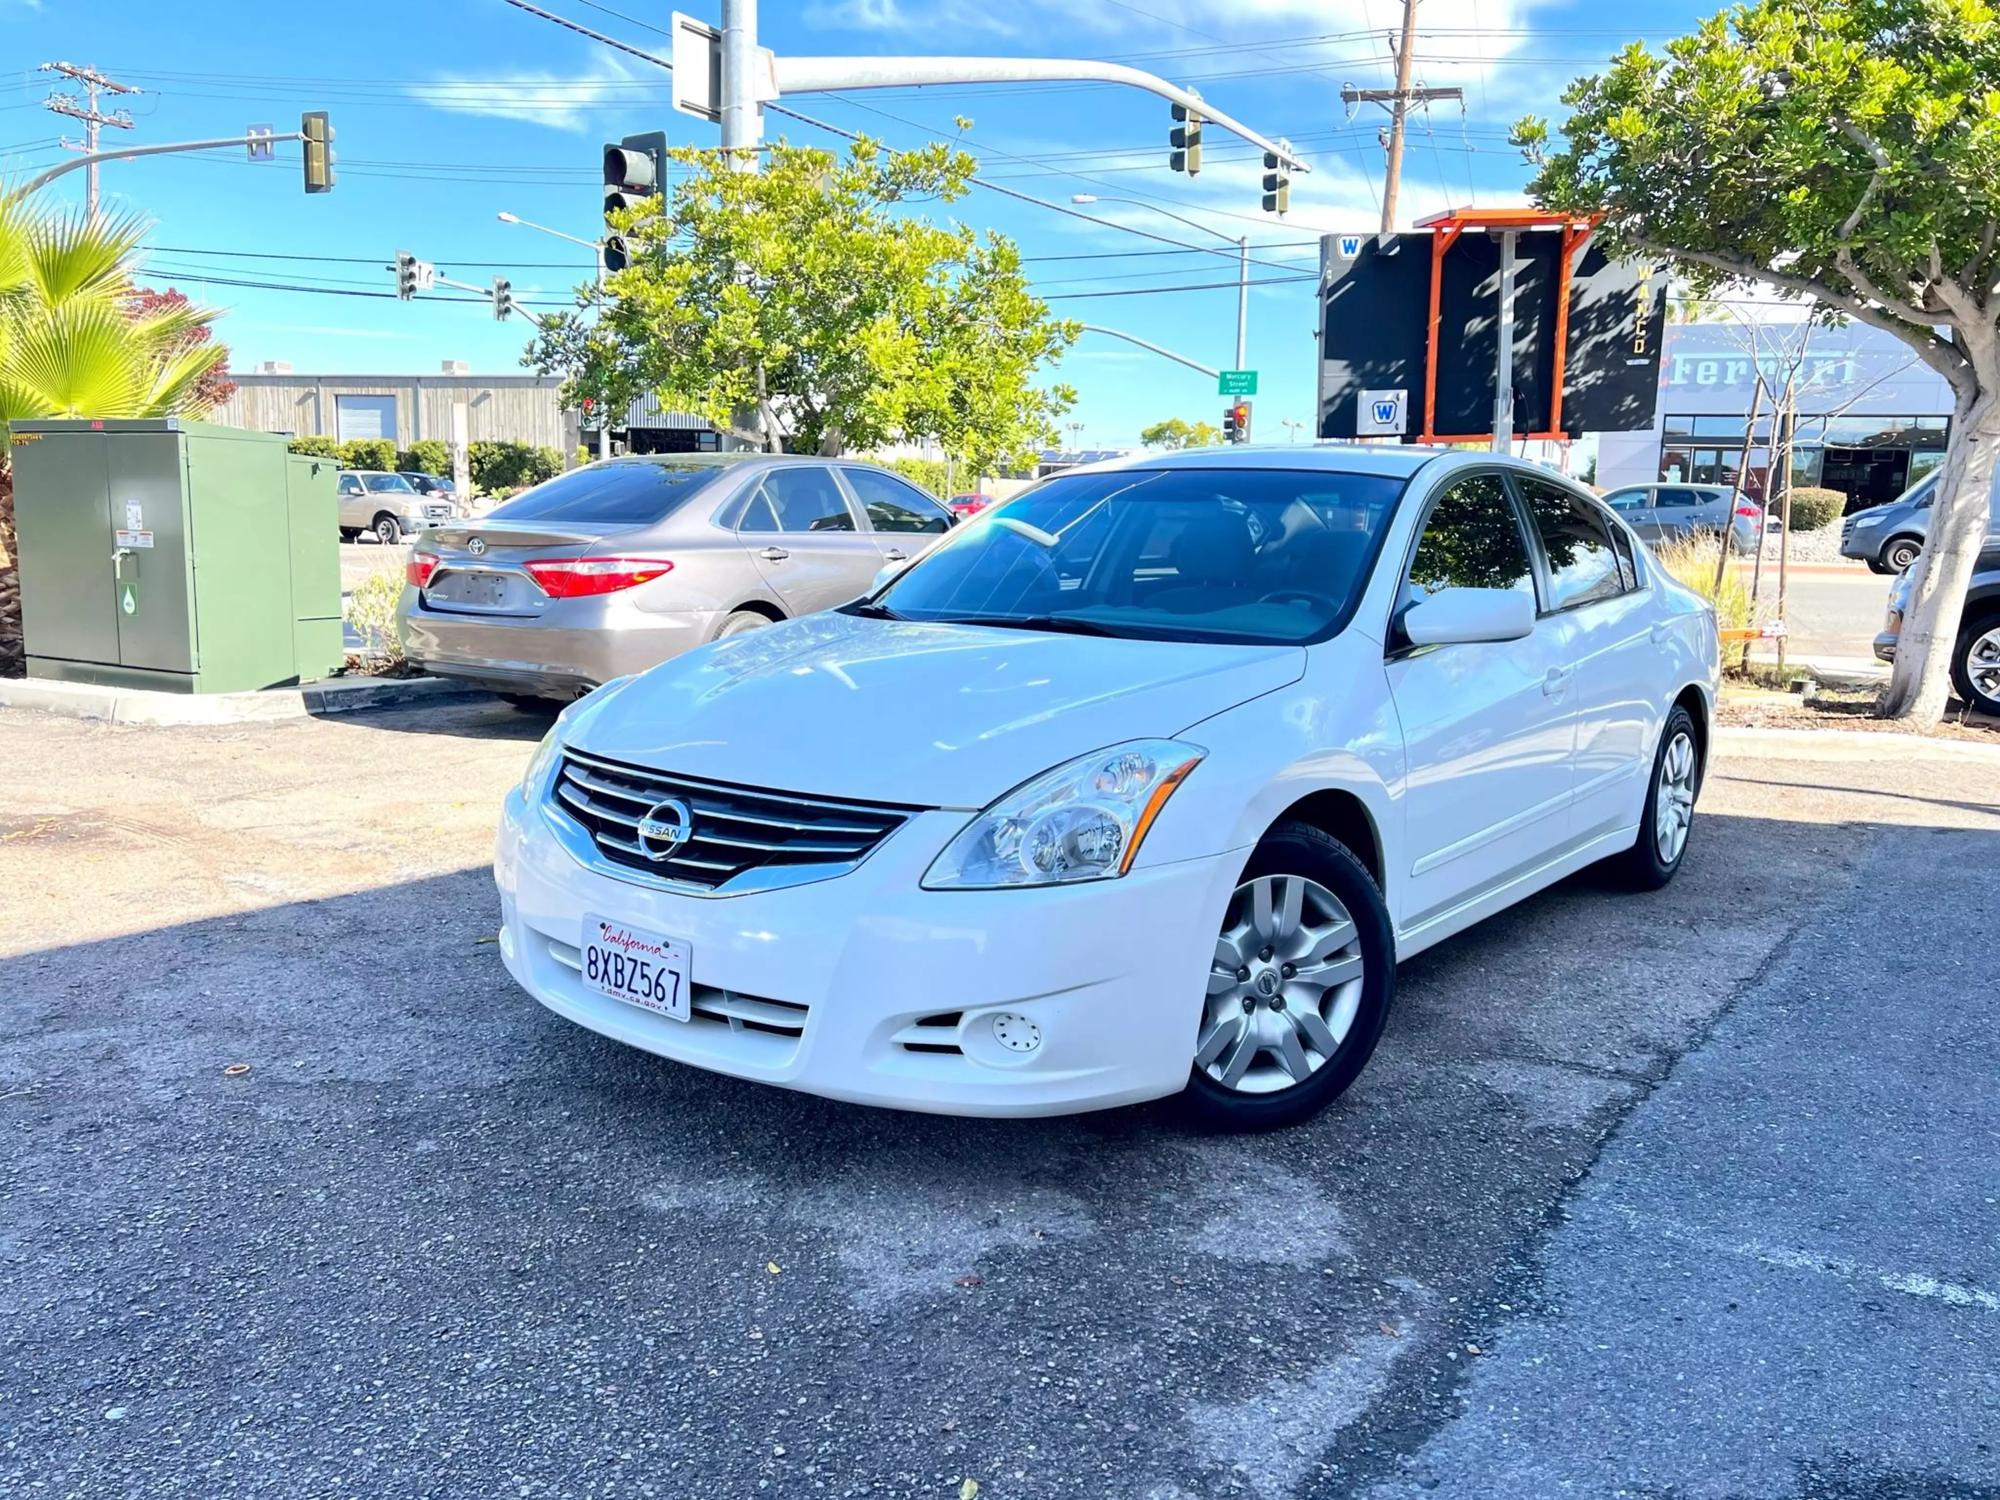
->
573;445;592;470
400;439;451;476
337;437;398;472
287;434;341;459
1784;485;1845;532
344;568;404;666
1653;533;1754;667
468;440;563;493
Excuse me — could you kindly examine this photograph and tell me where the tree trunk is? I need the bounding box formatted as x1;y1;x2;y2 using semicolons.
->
0;460;20;679
1880;383;2000;720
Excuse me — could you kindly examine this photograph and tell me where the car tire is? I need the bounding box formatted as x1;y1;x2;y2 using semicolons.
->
717;609;773;639
372;514;403;548
1883;536;1923;572
1181;821;1395;1132
1950;609;2000;714
499;692;554;713
1866;557;1894;576
339;527;360;543
1615;704;1701;890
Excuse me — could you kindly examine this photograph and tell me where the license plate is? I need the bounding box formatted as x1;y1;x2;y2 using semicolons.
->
581;914;691;1021
437;570;509;606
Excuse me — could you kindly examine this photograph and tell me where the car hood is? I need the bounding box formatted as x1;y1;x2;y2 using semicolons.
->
568;610;1305;808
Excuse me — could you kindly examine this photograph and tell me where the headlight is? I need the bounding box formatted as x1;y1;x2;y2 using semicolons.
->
922;740;1205;890
1853;511;1886;527
520;726;561;798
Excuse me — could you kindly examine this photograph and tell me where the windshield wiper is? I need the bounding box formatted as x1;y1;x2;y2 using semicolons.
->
937;613;1117;638
845;600;903;621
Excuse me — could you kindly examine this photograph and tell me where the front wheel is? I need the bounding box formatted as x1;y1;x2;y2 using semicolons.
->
1882;536;1922;572
1183;823;1395;1131
1615;705;1701;889
372;514;404;548
1951;610;2000;714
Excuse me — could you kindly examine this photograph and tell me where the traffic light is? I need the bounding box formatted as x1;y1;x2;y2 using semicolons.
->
602;129;667;274
1170;101;1203;176
301;110;335;194
1223;401;1252;444
1261;150;1291;215
491;277;515;321
395;251;418;301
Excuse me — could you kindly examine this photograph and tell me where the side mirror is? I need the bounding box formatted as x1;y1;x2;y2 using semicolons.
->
1401;587;1536;647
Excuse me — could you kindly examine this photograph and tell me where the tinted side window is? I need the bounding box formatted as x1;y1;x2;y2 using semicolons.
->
759;467;855;532
1603;488;1650;511
1402;473;1537;611
1517;477;1628;610
338;475;362;494
844;468;951;533
1656;488;1700;508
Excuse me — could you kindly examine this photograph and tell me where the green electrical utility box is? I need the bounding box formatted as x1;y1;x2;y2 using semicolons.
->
9;418;345;693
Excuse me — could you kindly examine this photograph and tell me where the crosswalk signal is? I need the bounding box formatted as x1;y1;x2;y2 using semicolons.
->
1261;150;1291;215
602;129;667;274
301;110;335;194
1170;101;1204;176
1223;401;1252;443
394;250;417;301
491;277;514;321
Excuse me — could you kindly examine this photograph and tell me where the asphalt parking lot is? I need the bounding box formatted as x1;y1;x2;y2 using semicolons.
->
2;701;1996;1499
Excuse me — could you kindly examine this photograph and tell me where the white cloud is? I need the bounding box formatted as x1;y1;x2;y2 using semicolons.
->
407;56;651;134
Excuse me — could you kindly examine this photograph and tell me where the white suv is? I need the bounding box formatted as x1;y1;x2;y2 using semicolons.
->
495;446;1718;1128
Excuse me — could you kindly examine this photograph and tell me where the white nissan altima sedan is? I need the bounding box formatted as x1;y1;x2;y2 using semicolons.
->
495;446;1718;1129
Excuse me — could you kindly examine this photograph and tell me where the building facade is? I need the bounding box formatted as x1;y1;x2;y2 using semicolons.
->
1596;321;1954;511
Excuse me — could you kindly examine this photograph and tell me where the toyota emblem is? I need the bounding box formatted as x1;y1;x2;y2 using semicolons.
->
636;797;693;861
468;536;488;556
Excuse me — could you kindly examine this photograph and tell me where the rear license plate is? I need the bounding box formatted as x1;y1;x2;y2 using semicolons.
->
437;570;509;606
581;914;691;1022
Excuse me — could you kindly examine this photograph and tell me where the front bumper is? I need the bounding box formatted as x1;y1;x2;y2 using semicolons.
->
1874;628;1898;664
494;785;1241;1117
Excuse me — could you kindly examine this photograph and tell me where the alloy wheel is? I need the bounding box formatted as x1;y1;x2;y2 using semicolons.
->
1966;625;2000;709
1196;874;1366;1095
1655;730;1697;864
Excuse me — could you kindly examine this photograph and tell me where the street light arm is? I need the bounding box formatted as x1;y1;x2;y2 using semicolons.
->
1079;195;1237;248
771;56;1310;174
1076;324;1219;378
499;214;603;252
15;132;303;196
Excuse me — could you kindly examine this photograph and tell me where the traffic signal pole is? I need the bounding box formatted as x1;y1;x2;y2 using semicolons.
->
19;131;303;195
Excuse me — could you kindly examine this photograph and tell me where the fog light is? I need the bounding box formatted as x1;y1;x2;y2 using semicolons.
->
991;1013;1042;1054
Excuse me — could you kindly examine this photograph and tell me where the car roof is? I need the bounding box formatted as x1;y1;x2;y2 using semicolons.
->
1066;442;1442;479
605;453;903;470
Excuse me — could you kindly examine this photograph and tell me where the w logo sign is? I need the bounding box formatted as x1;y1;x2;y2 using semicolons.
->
1337;234;1364;259
1357;388;1407;436
1371;399;1398;425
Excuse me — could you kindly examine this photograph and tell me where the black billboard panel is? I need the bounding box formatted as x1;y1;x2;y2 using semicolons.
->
1319;229;1666;441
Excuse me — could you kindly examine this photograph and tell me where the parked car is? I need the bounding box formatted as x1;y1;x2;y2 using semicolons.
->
400;470;460;507
1601;482;1760;553
495;446;1718;1129
1874;533;2000;713
337;469;454;546
1841;468;2000;573
399;454;955;705
949;492;993;519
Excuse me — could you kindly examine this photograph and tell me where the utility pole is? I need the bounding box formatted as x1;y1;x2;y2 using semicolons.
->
39;61;139;218
1340;3;1463;234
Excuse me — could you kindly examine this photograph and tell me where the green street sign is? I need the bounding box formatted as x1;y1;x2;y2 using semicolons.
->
1218;370;1258;396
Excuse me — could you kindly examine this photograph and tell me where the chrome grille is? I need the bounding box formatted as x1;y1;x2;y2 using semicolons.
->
551;749;916;893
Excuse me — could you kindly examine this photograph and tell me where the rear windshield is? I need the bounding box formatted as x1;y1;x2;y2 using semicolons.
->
487;460;732;526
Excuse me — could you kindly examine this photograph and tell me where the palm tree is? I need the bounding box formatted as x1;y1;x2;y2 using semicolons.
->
0;191;228;674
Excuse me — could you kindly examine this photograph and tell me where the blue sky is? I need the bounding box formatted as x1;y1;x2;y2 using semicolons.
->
4;0;1712;448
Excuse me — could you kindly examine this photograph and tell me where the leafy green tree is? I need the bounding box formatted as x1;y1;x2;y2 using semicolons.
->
0;195;229;675
1512;0;2000;721
527;138;1077;474
1139;417;1224;449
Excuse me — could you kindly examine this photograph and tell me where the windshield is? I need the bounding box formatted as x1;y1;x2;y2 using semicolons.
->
488;459;733;526
866;466;1409;644
362;473;417;493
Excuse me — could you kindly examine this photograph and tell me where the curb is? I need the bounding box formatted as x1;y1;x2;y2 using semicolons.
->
0;674;491;726
1715;724;2000;764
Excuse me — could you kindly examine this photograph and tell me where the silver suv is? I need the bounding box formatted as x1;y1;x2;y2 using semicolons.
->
396;453;955;704
1601;483;1760;553
337;469;453;546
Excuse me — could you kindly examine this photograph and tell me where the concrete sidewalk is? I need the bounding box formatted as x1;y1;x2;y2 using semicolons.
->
0;672;486;725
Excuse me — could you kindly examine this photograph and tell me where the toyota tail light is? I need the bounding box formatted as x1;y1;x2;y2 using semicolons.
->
407;551;441;589
1734;502;1761;519
524;557;675;599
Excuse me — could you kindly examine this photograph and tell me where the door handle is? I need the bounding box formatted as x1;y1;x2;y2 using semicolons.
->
882;548;909;562
759;546;789;562
1541;665;1574;697
111;546;134;579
